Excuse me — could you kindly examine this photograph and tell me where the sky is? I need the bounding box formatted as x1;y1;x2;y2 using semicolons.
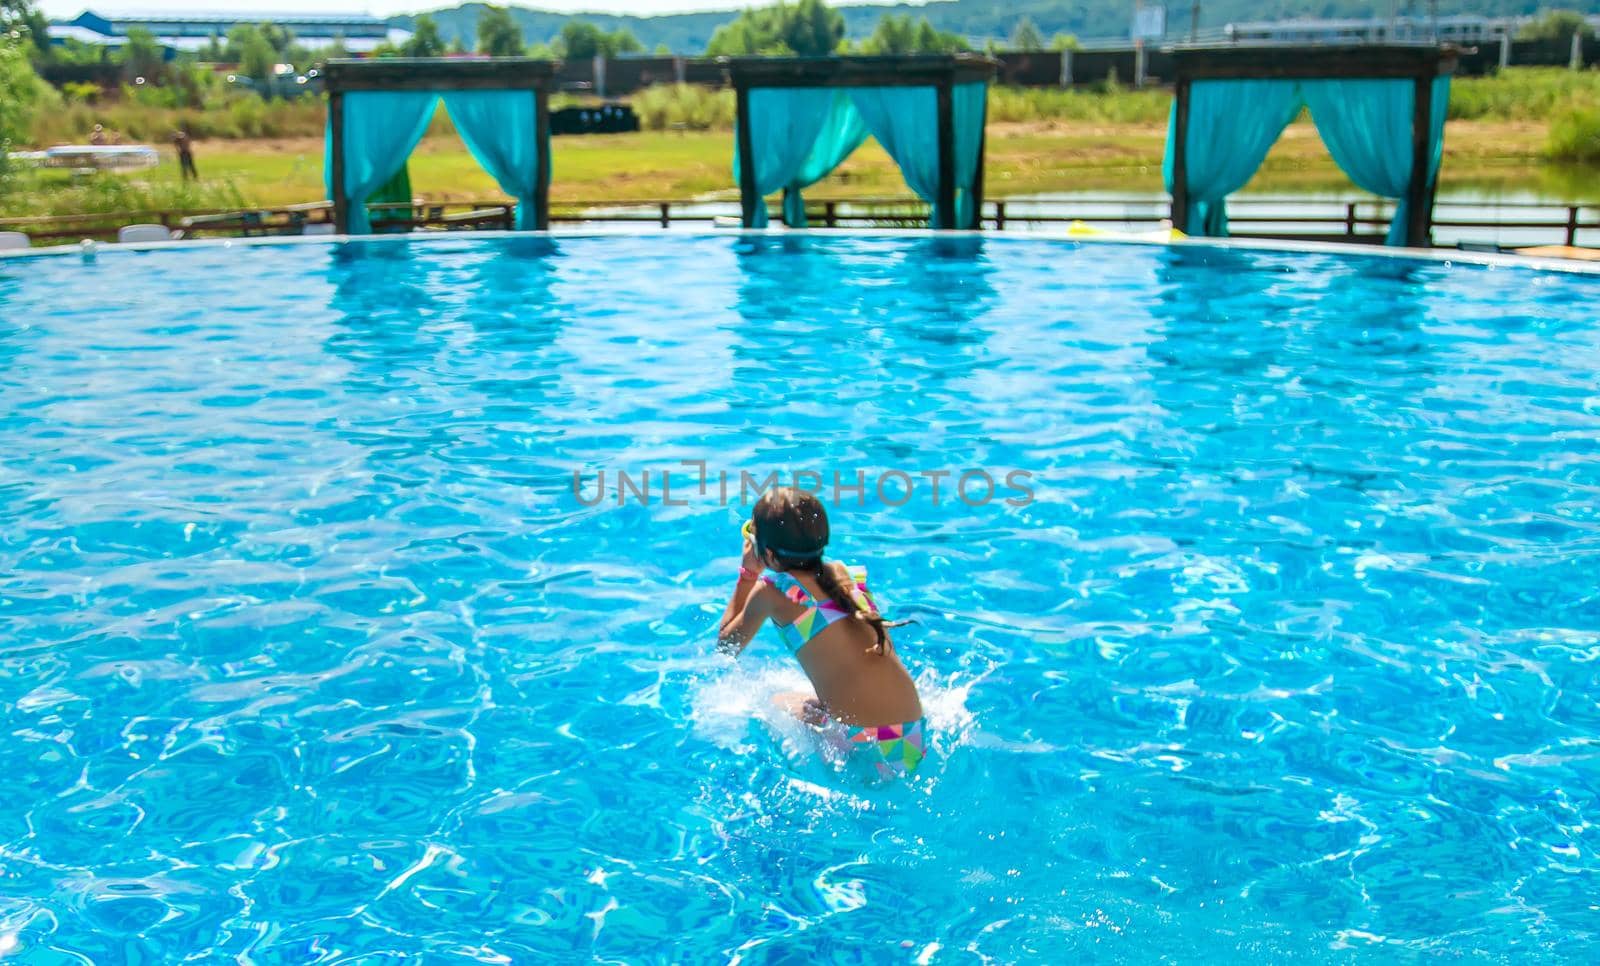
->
38;0;904;19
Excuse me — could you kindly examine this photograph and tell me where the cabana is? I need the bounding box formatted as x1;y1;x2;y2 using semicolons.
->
723;55;998;230
324;58;557;235
1164;45;1458;247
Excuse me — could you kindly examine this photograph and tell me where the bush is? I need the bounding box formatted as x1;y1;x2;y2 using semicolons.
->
27;92;326;145
630;84;735;131
1449;67;1600;120
985;84;1169;124
0;167;248;219
62;81;104;103
1547;102;1600;162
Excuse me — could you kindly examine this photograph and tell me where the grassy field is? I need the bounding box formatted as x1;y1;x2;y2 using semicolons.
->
7;116;1589;221
9;67;1599;217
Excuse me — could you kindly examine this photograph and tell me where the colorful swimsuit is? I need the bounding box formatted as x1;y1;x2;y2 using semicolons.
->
764;570;927;780
762;568;878;654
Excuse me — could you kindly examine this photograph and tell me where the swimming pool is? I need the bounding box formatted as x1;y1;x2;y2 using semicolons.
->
2;234;1598;960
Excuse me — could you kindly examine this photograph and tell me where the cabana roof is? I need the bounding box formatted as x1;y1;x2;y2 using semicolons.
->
1166;43;1459;80
720;53;998;89
322;57;559;93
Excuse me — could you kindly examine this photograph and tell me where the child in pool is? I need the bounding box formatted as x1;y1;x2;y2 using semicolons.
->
718;487;926;779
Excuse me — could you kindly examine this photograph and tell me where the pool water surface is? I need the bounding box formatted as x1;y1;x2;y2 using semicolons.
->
2;235;1599;960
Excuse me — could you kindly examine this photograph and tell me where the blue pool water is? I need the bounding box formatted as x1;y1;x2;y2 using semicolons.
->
2;235;1599;960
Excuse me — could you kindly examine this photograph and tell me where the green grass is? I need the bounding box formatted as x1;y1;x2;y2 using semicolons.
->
1450;67;1600;121
1548;103;1600;163
4;80;1594;221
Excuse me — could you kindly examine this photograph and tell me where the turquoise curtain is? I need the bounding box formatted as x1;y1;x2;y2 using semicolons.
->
1162;79;1302;237
733;88;837;228
444;90;547;231
782;90;868;227
368;164;414;232
849;87;944;225
1303;76;1450;246
326;91;439;235
952;82;988;229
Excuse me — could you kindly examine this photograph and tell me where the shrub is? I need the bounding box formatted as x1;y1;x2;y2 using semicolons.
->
0;168;248;219
1449;67;1600;120
63;82;104;104
1547;102;1600;162
630;84;735;131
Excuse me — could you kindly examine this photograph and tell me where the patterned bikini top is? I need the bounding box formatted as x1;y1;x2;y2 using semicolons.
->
763;566;877;655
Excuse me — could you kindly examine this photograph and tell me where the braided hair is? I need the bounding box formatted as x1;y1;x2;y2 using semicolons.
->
753;487;893;655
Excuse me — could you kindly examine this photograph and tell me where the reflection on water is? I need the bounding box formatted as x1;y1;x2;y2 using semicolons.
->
573;182;1600;250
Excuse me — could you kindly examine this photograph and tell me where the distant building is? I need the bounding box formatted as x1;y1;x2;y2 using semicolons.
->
1220;16;1517;45
48;10;410;55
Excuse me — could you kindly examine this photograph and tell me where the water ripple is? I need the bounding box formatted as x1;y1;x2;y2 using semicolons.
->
1;237;1599;959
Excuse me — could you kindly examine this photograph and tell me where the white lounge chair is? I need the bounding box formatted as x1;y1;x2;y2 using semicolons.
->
0;231;29;250
302;223;336;236
117;224;175;243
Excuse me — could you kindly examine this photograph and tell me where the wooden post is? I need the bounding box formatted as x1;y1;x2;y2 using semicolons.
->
825;200;836;228
534;89;551;230
1406;74;1433;247
1566;205;1580;246
996;200;1007;230
971;86;989;230
735;84;758;228
936;80;955;229
1170;77;1190;234
1499;32;1511;70
330;90;347;234
659;202;670;228
1345;201;1357;238
1060;49;1073;87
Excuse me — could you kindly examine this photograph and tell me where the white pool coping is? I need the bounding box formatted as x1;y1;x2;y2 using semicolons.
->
3;227;1599;277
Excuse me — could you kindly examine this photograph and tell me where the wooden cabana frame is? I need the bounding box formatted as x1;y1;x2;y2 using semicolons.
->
323;58;559;234
722;54;999;230
1168;45;1459;247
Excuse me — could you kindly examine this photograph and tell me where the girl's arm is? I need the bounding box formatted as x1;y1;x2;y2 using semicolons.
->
720;569;761;630
717;534;766;650
718;575;779;656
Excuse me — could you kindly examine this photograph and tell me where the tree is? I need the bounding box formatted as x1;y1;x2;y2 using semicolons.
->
1516;9;1595;43
782;0;844;56
706;0;843;57
1;0;50;59
258;21;295;57
556;20;641;59
559;21;607;59
1010;16;1044;51
402;15;447;58
120;27;167;83
860;14;967;55
228;25;276;84
477;5;525;57
1051;33;1080;52
0;34;60;183
610;28;643;55
198;32;226;62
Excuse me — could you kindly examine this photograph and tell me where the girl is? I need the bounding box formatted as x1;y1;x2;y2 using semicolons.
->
718;487;926;779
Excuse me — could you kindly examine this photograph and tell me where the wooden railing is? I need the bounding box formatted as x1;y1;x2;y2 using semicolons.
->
3;197;1598;250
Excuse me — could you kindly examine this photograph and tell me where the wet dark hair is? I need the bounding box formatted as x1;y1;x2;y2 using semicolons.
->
752;487;892;655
